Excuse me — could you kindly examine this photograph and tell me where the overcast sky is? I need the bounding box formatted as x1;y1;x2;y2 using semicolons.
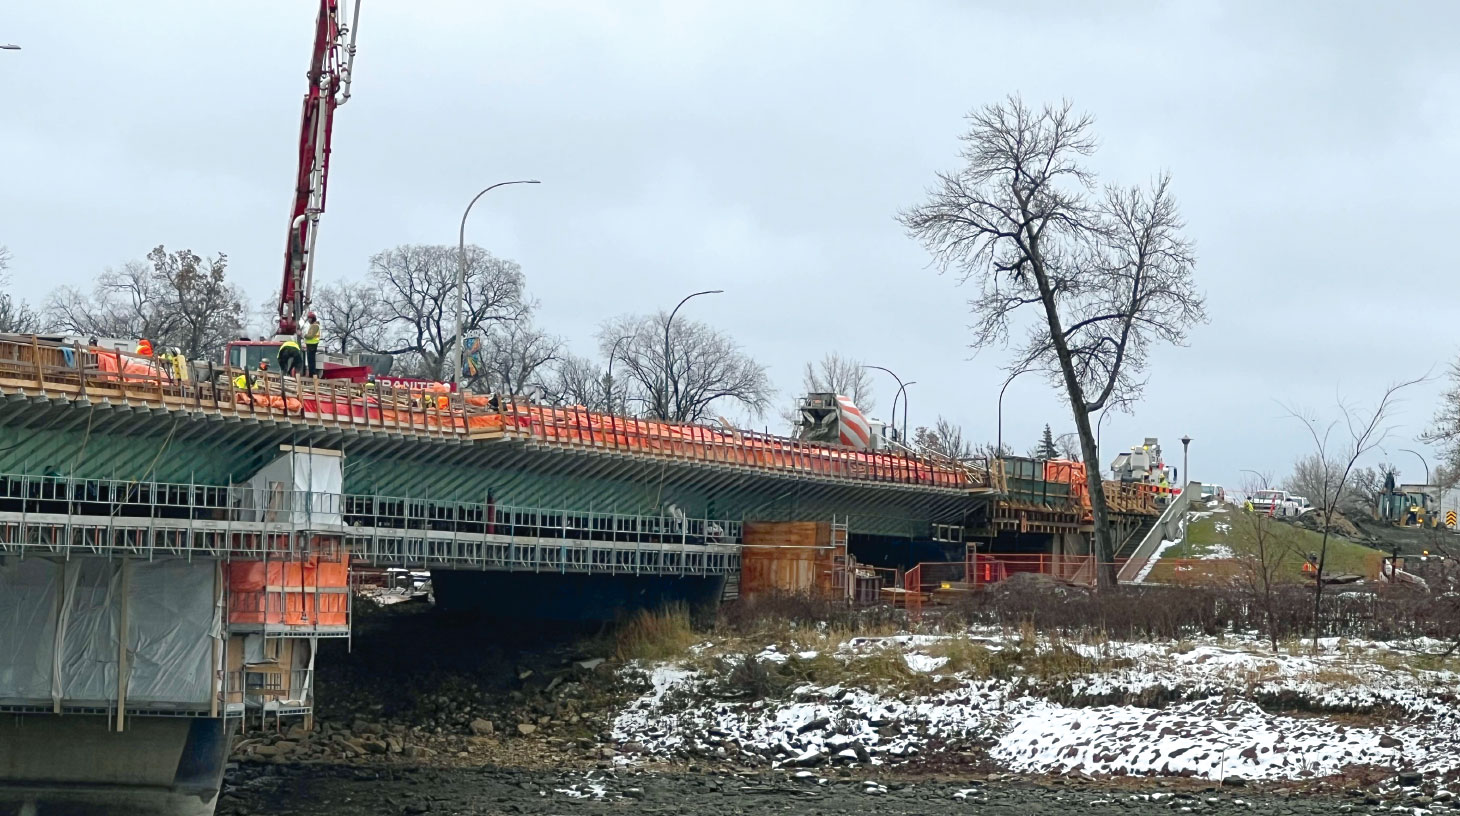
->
3;1;1457;490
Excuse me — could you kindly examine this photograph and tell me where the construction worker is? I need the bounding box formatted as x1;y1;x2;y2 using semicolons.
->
303;312;321;376
277;337;303;377
136;338;153;358
233;359;269;391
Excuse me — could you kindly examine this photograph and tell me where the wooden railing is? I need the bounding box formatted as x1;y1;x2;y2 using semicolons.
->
0;335;988;490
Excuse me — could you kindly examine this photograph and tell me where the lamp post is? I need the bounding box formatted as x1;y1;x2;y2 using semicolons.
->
661;290;722;420
604;334;631;415
455;179;540;391
1180;435;1191;488
996;367;1034;455
0;44;20;50
862;365;909;444
893;381;915;443
1240;469;1268;489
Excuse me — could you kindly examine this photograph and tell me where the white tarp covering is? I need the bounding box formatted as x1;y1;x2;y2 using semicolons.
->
0;556;217;708
243;446;343;528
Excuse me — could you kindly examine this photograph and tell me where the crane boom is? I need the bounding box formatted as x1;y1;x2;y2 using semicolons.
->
278;0;360;336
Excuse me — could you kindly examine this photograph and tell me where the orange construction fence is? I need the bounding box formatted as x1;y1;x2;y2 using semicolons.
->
226;554;350;628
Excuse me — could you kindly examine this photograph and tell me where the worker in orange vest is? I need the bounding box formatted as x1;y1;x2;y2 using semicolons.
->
136;338;153;357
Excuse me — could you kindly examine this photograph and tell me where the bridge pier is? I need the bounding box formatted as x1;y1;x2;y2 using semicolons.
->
0;715;230;816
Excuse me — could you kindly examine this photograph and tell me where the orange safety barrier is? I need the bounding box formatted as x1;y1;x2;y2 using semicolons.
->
226;553;350;627
491;403;977;489
95;349;164;383
1043;459;1088;501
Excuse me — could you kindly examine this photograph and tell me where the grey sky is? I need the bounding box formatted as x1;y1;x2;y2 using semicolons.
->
3;1;1457;489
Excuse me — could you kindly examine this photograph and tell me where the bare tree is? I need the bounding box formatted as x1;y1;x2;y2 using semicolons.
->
1232;473;1298;652
1286;377;1424;644
801;353;876;412
1283;452;1348;506
475;320;561;396
367;244;529;380
311;280;388;355
45;247;244;359
1054;431;1082;461
914;416;974;461
600;312;772;423
1349;463;1398;511
1424;360;1460;477
0;246;41;333
548;354;612;411
899;96;1206;589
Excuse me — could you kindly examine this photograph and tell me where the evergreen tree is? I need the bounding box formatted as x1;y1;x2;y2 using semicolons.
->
1035;424;1057;460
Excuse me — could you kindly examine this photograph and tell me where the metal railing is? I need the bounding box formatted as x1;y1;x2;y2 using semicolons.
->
0;471;742;575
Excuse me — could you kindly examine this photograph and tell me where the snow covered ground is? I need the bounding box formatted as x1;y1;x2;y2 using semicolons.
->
611;631;1460;782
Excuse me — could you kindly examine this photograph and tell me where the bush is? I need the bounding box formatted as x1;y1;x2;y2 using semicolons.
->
614;604;698;661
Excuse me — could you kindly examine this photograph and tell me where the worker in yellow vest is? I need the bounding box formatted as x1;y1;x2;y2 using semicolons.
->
277;338;303;377
303;312;322;376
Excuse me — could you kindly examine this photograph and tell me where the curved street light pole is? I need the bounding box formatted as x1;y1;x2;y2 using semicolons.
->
1399;448;1430;487
605;334;631;415
893;381;915;444
997;368;1034;455
861;365;907;443
662;290;722;420
455;179;540;391
1239;469;1268;490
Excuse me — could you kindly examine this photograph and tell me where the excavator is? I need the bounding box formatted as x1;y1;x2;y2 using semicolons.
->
223;1;389;381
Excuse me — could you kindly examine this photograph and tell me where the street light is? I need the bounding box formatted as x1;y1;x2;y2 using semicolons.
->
862;365;910;444
661;290;722;420
893;381;915;443
604;334;631;415
454;179;540;391
0;45;20;51
1239;469;1268;489
996;367;1035;455
1400;448;1430;487
1180;435;1192;488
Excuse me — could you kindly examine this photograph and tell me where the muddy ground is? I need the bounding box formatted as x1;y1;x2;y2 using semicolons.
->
222;763;1392;816
219;764;1401;816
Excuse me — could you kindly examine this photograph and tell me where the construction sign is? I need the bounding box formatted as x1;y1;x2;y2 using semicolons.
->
1447;510;1456;529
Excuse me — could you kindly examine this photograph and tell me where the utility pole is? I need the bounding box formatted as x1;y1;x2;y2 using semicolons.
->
1180;435;1191;488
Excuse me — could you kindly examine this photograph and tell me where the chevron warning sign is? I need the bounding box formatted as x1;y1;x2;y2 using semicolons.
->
1447;510;1456;529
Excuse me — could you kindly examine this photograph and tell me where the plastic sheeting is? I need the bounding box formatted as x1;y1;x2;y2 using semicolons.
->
0;556;218;708
243;447;343;527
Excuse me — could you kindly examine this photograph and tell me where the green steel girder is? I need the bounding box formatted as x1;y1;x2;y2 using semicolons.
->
0;393;994;538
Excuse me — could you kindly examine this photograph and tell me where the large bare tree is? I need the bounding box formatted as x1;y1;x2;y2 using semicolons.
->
366;244;529;379
802;352;876;412
899;97;1206;589
313;279;387;355
601;312;772;423
45;246;244;359
0;246;41;333
913;416;974;461
475;320;562;396
547;353;612;411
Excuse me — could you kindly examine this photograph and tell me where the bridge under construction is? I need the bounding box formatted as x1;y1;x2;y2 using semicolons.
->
0;335;1162;814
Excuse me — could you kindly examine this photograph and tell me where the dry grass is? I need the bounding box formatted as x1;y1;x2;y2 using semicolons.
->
614;604;698;662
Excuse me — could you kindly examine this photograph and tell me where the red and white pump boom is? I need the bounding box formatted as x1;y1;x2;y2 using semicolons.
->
277;0;360;336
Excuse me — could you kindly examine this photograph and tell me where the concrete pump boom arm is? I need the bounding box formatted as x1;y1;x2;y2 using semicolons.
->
278;0;360;336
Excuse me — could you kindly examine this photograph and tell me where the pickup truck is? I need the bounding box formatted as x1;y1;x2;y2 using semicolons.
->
1249;490;1314;517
